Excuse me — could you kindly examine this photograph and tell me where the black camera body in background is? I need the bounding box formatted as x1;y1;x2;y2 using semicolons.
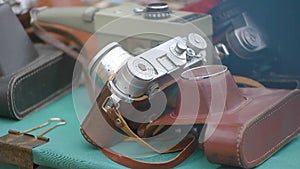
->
209;0;300;89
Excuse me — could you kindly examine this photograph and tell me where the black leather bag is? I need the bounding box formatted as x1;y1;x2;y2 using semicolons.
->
0;4;78;119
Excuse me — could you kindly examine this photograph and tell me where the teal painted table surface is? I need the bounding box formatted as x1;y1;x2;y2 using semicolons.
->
0;88;299;169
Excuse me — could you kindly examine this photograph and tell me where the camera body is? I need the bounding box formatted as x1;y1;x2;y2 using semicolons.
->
89;32;209;102
35;2;212;54
209;0;300;89
93;3;212;53
82;32;211;149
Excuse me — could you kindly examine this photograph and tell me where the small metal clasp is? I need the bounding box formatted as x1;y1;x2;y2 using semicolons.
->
102;95;120;113
19;118;66;138
214;43;230;57
29;6;48;23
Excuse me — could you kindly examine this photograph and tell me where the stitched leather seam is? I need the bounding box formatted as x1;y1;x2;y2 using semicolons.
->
236;125;244;167
243;94;297;162
235;96;255;167
239;92;300;166
12;57;62;114
6;50;62;118
7;74;14;118
10;56;63;118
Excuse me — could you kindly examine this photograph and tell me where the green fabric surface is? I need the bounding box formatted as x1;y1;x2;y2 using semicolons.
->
0;88;299;169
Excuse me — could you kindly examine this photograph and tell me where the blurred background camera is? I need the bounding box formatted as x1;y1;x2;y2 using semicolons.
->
208;0;300;89
34;2;213;58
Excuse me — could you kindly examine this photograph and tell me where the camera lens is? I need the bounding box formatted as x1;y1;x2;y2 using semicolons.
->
240;27;261;50
88;42;133;89
114;57;155;98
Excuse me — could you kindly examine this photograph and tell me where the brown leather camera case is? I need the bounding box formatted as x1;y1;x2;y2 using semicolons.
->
204;88;300;168
81;65;300;168
146;65;300;168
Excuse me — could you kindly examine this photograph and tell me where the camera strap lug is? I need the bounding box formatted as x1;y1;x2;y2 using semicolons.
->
82;6;99;22
214;43;229;58
101;94;120;113
98;81;197;154
30;6;48;23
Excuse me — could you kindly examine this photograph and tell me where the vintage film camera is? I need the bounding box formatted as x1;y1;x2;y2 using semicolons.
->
88;32;208;102
34;2;212;56
81;31;300;169
81;31;212;149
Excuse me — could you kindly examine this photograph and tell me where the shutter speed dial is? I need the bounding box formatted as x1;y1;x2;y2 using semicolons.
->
187;33;207;54
134;2;172;19
128;58;155;81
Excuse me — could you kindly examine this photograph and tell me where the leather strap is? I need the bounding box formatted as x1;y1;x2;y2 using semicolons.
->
81;80;198;168
100;134;196;169
233;75;265;87
32;22;86;65
101;79;195;153
31;22;94;101
106;104;191;153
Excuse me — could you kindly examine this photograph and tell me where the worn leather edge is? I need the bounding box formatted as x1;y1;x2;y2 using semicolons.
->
4;49;79;120
203;89;300;168
238;90;300;168
7;51;62;119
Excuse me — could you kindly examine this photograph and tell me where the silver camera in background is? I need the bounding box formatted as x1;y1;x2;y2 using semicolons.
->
34;2;212;56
